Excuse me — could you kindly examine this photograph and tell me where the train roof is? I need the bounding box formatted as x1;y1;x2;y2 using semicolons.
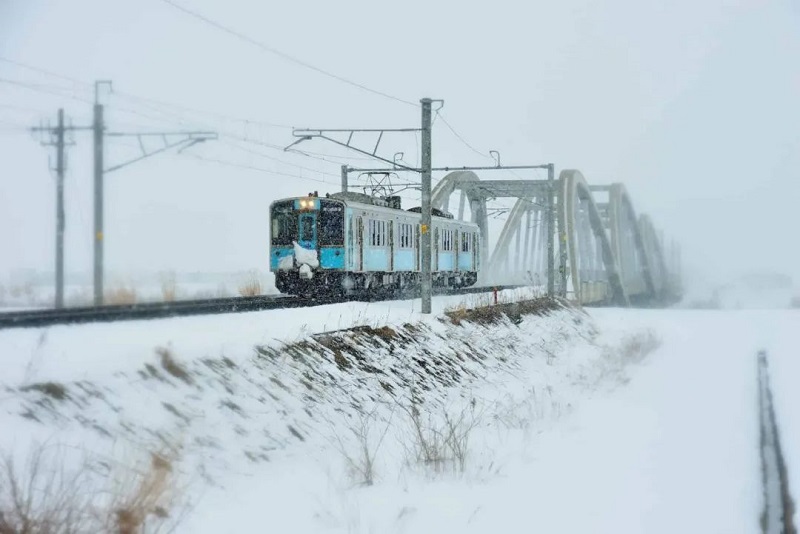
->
327;192;455;219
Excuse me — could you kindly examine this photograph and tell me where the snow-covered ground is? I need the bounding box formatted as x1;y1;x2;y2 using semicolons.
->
0;270;279;309
0;291;797;532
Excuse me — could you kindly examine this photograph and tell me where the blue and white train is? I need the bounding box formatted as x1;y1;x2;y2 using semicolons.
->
269;191;480;295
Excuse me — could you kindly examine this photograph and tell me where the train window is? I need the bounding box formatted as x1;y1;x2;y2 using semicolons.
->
441;229;453;251
319;203;344;245
399;223;413;248
461;232;471;252
271;213;297;246
301;217;314;241
368;219;388;247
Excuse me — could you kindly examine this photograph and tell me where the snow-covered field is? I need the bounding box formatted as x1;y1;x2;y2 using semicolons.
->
0;290;797;532
0;270;279;310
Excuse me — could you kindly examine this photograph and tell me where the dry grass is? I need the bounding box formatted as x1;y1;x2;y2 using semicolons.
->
105;287;137;306
19;382;69;402
401;402;481;474
108;452;177;534
589;330;662;388
8;283;34;301
237;273;262;297
160;273;177;303
617;330;661;365
445;296;563;326
0;443;182;534
334;410;392;487
156;347;192;385
0;445;94;533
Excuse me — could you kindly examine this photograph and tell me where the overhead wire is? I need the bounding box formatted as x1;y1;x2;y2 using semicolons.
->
157;0;418;108
1;57;402;167
220;139;340;178
182;152;338;186
0;77;94;104
1;55;292;131
0;56;91;90
1;57;418;188
435;110;492;162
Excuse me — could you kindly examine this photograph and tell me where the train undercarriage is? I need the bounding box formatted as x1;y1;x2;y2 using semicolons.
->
275;270;478;297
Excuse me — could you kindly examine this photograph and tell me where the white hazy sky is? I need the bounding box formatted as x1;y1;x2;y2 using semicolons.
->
1;0;798;287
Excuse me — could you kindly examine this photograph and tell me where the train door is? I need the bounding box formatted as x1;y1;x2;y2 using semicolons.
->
473;232;479;271
434;227;439;272
388;220;394;271
347;216;354;269
454;231;460;272
356;216;364;271
415;224;420;271
298;213;316;250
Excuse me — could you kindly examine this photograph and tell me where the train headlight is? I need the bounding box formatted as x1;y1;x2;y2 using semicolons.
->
299;198;318;210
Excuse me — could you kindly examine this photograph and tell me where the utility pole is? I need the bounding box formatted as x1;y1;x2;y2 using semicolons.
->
340;164;348;193
420;98;433;314
547;163;555;297
55;109;66;308
87;80;214;306
288;102;436;313
93;81;110;305
31;81;216;308
31;109;74;309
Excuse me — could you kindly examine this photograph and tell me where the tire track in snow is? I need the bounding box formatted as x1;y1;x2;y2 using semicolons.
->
758;350;797;534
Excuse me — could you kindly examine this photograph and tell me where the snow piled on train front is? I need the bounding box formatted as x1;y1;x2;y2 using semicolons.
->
293;240;320;268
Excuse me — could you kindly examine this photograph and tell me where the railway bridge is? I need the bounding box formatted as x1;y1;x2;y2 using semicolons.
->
431;169;681;306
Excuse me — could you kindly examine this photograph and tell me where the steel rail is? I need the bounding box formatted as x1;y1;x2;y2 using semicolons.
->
0;285;523;330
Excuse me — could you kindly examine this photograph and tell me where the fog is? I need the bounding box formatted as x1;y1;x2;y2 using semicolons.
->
1;0;798;295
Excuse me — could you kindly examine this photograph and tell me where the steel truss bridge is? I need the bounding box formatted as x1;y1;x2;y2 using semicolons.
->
432;169;682;306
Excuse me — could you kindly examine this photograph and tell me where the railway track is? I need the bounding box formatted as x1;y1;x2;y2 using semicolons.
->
757;350;796;534
0;285;522;330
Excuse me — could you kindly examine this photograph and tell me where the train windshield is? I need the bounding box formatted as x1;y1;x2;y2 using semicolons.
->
271;202;297;246
300;216;314;241
319;201;344;245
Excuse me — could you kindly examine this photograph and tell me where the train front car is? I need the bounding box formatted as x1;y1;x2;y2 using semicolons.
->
269;194;346;295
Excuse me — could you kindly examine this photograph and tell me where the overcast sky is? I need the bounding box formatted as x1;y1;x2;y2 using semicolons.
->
1;0;798;290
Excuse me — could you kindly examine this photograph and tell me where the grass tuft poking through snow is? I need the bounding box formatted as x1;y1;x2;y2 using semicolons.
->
156;346;193;385
0;442;184;534
445;295;566;326
105;287;137;305
400;401;482;475
237;272;262;297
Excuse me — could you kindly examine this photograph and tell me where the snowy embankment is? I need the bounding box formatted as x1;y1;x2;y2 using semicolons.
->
0;291;797;532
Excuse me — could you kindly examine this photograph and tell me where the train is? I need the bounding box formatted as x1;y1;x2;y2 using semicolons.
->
269;191;481;295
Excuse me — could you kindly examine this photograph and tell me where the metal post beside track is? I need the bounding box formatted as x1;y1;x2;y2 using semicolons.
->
420;98;433;314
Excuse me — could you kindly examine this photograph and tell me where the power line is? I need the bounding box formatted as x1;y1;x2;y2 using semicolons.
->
112;90;294;130
0;56;90;88
435;110;492;161
183;152;337;186
0;77;94;104
435;109;542;180
220;139;340;178
0;55;292;131
158;0;418;108
0;102;61;115
0;57;385;165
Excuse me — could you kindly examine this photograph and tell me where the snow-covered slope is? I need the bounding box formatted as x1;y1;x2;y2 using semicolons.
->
1;293;797;533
